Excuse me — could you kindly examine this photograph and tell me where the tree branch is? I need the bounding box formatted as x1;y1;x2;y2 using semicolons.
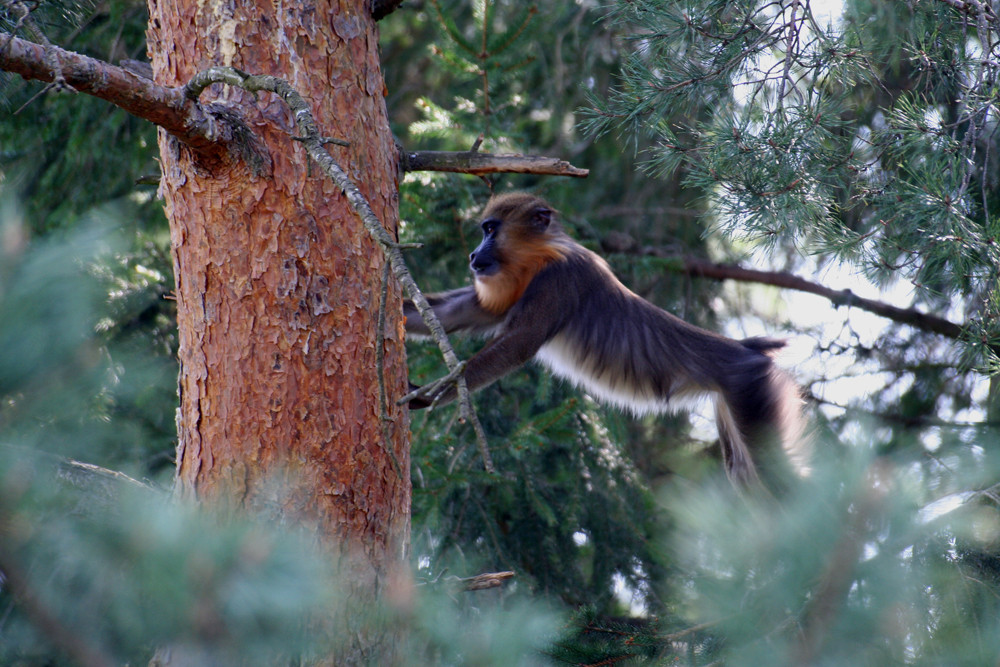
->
934;0;1000;25
0;33;583;183
0;40;507;469
457;570;515;591
809;392;998;428
376;259;405;480
402;150;589;178
0;33;228;155
677;255;965;340
610;239;966;340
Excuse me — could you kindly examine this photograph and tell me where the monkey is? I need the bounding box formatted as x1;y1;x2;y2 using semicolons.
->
404;192;808;486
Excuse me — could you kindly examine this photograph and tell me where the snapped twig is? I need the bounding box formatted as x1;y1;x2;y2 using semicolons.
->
402;149;588;178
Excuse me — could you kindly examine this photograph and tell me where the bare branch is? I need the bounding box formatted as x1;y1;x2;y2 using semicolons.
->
461;399;495;473
0;34;586;185
458;570;515;591
677;255;965;340
376;260;405;480
616;243;966;340
403;150;589;178
0;33;228;155
399;362;467;405
935;0;1000;24
809;392;998;429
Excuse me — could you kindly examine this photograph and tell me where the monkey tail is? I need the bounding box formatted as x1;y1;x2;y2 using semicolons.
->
714;337;809;488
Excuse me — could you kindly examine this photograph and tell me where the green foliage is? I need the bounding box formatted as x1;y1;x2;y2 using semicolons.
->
658;440;1000;666
393;1;1000;664
0;204;169;468
1;0;175;470
391;0;757;624
1;0;158;233
585;0;1000;371
1;479;339;665
402;587;560;667
410;384;666;612
544;438;1000;666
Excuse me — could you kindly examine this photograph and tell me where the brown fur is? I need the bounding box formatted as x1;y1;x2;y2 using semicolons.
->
404;192;809;487
474;240;568;314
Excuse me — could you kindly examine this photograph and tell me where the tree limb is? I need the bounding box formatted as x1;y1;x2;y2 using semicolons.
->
402;150;589;178
376;259;405;480
676;255;965;340
934;0;999;25
456;570;515;591
809;392;998;428
610;240;966;340
0;33;584;182
0;36;572;471
0;32;227;155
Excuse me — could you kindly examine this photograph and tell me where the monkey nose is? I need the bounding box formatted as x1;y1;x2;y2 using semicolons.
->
469;251;486;271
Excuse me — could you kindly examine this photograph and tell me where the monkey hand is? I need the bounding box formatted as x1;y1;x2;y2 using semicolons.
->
407;382;433;410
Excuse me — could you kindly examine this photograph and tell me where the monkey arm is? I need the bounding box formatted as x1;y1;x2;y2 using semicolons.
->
409;325;549;409
408;277;563;409
403;286;503;336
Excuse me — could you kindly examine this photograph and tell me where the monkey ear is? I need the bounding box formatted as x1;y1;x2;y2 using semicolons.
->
530;206;553;230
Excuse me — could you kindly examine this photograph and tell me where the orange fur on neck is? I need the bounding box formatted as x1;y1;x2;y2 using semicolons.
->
474;240;567;315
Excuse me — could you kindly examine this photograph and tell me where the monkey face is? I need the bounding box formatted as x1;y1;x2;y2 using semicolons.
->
469;193;570;314
469;217;502;276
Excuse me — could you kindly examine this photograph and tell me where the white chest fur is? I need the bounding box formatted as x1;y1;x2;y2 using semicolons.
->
535;335;678;416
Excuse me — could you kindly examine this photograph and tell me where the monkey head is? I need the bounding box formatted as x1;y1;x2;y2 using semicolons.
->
470;193;570;315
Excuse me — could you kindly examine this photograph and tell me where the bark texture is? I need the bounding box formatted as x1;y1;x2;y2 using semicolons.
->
145;0;408;657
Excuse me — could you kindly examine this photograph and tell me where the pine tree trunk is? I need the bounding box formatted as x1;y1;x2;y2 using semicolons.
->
145;0;409;660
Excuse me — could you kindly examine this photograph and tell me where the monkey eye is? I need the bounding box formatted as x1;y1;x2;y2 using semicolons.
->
481;218;500;236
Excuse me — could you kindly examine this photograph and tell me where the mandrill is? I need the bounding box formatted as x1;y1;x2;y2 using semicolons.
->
404;192;807;486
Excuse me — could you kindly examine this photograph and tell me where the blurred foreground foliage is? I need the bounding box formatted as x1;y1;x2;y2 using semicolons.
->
0;210;561;666
551;442;1000;666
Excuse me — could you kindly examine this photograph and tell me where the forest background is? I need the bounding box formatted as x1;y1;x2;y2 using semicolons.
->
1;0;999;665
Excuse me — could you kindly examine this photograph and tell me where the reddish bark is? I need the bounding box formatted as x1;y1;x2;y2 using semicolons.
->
144;0;409;653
